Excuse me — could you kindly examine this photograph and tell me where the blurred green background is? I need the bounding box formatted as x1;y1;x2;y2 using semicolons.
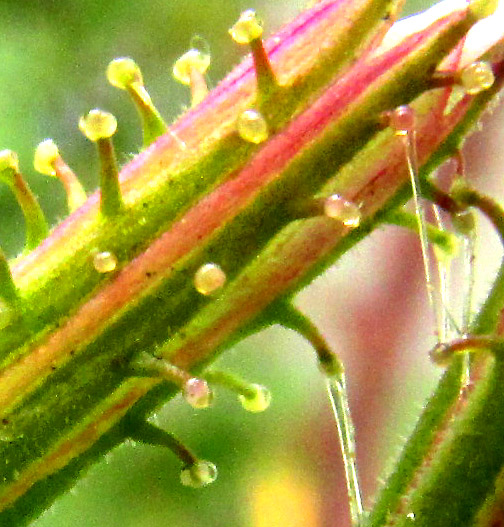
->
0;1;502;526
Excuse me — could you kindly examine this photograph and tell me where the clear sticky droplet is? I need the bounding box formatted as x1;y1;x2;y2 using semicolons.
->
389;105;415;136
180;460;218;488
183;377;213;409
239;384;271;413
107;57;143;90
459;61;494;95
0;299;14;330
93;251;118;273
0;150;19;173
34;139;59;176
229;9;263;44
237;109;268;144
79;109;117;142
193;263;226;295
173;49;211;85
323;195;361;228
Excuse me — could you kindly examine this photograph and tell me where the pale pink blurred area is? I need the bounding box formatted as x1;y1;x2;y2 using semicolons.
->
288;97;504;526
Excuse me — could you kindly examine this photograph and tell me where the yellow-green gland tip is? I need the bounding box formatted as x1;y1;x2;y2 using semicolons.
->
459;61;494;95
229;9;264;44
34;139;59;176
238;384;271;412
107;57;143;90
180;461;218;488
173;49;211;85
0;150;19;174
79;109;117;142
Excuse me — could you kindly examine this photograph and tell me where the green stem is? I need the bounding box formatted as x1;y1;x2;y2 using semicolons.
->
394;352;504;527
11;172;49;250
365;357;464;527
97;137;123;216
367;186;504;527
127;419;197;466
385;209;458;256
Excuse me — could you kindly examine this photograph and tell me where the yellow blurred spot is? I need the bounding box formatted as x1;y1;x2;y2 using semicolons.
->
251;467;320;527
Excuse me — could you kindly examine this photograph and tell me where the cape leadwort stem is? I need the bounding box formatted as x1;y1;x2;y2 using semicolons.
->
0;149;48;251
127;420;217;488
204;370;271;412
107;57;168;146
389;105;441;339
0;248;18;329
430;335;502;366
274;303;362;527
229;9;277;98
129;352;214;409
34;139;87;212
385;210;459;260
79;109;123;216
172;47;211;107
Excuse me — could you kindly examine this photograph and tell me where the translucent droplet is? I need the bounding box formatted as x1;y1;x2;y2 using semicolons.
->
93;251;117;273
79;109;117;142
389;105;415;136
238;384;271;413
459;61;494;95
0;150;19;173
180;460;218;488
229;9;263;44
406;512;416;522
0;299;14;330
107;57;143;90
323;195;361;228
173;49;211;85
34;139;59;176
193;263;227;295
237;109;269;144
183;377;213;409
